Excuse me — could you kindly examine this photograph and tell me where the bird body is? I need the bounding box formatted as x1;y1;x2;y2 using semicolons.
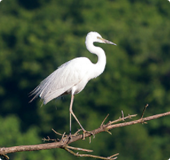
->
33;57;99;104
30;31;116;133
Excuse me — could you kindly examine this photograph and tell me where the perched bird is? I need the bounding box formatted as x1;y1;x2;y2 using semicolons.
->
30;31;116;134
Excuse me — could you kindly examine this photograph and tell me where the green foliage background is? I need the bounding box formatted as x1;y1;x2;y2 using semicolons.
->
0;0;170;159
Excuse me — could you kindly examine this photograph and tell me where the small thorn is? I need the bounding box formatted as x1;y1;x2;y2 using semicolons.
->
121;110;125;120
141;104;149;119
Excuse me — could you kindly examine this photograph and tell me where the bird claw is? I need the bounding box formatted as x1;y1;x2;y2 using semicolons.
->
68;133;73;140
82;130;95;140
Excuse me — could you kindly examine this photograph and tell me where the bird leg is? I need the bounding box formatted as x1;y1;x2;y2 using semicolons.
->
69;94;94;140
69;94;86;134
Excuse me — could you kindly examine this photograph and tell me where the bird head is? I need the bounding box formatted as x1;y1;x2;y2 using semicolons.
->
86;32;116;45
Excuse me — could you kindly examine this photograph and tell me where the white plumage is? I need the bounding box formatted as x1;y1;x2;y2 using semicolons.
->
30;31;116;134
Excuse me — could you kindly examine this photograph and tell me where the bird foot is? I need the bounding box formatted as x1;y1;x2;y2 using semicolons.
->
67;129;82;140
82;130;95;140
68;133;73;140
68;129;95;140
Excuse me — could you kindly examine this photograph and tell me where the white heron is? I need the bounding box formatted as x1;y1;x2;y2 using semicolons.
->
30;31;116;135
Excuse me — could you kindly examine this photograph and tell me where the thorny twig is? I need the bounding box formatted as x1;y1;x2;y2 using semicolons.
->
141;104;149;118
99;111;137;135
100;114;109;126
107;114;137;126
121;110;124;120
66;145;93;152
52;128;63;136
140;104;149;124
64;146;119;160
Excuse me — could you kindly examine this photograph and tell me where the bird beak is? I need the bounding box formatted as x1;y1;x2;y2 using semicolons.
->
102;38;117;45
98;37;116;45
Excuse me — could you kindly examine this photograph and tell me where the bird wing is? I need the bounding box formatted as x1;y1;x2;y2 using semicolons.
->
30;57;92;104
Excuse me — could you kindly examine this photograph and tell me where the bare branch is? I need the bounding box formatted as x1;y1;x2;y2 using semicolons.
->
52;129;63;136
106;111;170;130
107;114;137;125
100;114;109;126
64;146;119;160
66;145;93;152
0;110;170;159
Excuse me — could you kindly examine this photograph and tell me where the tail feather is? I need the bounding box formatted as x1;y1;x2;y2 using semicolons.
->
29;84;73;104
29;86;41;103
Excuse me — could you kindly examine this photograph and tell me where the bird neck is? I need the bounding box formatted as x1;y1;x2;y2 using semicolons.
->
86;42;106;78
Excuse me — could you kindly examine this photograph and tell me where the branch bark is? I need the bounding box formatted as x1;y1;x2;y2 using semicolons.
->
0;111;170;158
